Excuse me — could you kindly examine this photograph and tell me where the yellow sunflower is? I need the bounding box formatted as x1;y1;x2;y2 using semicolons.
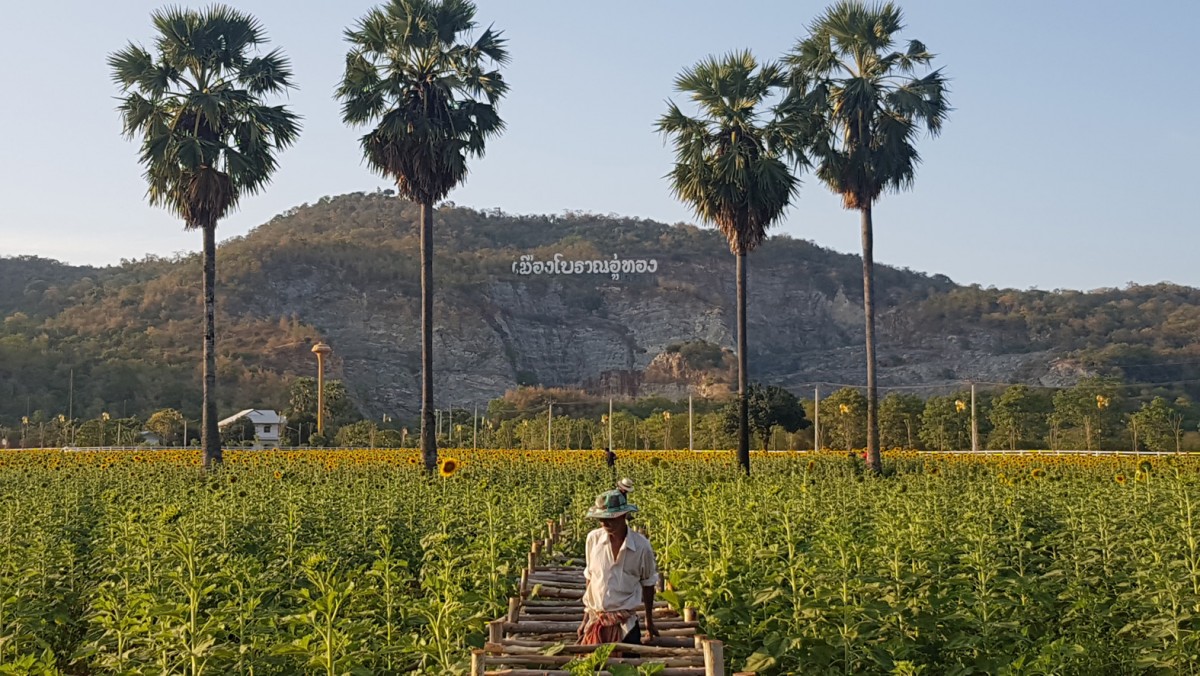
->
439;457;461;478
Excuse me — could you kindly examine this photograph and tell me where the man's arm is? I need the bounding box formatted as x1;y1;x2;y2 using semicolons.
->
640;542;660;638
642;584;657;638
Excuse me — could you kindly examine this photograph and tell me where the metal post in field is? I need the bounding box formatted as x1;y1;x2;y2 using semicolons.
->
814;386;821;451
68;369;74;444
971;382;979;452
608;398;614;450
689;394;694;451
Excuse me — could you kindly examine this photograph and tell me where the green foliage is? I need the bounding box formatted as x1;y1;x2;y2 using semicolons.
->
0;451;578;674
335;421;381;448
919;394;971;451
1051;377;1122;450
634;452;1200;674
664;340;726;370
721;384;810;450
988;385;1051;450
1129;396;1187;453
286;378;361;445
221;415;256;445
146;408;186;446
819;387;866;450
75;416;143;447
879;393;923;449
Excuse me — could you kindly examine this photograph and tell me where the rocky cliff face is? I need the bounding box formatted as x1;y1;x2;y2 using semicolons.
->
5;193;1130;422
207;195;1066;417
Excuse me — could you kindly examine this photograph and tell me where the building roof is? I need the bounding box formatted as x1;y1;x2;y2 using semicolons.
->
218;409;284;428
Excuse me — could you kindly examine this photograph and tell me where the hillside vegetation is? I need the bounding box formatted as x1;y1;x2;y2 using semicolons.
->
2;192;1197;426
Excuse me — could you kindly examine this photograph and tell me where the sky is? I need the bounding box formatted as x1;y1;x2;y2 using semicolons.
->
0;0;1197;291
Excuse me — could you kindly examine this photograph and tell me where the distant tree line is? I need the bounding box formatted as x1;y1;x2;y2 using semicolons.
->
3;375;1195;452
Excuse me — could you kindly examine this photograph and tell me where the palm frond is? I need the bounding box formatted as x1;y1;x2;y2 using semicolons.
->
336;0;508;203
659;51;799;255
786;0;949;209
111;5;300;229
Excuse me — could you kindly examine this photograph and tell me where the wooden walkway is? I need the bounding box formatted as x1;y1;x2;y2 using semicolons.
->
472;517;748;676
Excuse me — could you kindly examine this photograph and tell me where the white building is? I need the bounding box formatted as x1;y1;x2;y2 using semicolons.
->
218;409;285;449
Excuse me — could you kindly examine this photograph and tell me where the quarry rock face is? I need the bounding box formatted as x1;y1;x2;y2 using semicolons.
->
242;231;1057;417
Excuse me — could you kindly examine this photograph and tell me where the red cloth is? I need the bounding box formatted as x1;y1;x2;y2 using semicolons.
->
577;609;634;645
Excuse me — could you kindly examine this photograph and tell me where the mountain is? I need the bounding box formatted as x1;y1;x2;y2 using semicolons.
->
3;191;1200;425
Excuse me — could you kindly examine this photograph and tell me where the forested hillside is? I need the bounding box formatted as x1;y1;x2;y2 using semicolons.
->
2;191;1198;427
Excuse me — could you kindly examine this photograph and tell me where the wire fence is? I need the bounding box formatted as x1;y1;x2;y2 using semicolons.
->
11;446;1190;456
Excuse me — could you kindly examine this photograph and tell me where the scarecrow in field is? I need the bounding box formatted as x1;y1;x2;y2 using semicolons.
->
577;487;659;646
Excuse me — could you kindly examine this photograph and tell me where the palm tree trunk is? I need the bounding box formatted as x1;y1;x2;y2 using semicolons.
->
861;207;880;474
419;200;438;473
201;223;221;468
736;251;750;475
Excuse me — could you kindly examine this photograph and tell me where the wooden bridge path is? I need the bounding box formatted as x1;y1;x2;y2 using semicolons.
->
471;517;750;676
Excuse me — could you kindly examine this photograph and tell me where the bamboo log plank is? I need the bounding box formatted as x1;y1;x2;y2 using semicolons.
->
524;586;584;599
505;620;698;633
490;637;697;650
485;669;705;676
484;655;703;667
486;641;702;657
517;610;678;622
522;600;670;609
527;575;586;586
527;581;587;591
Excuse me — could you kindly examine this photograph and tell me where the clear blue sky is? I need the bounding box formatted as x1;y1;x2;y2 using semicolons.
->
0;0;1196;291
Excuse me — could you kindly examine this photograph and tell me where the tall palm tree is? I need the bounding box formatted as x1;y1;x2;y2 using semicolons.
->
657;51;801;475
787;1;949;474
337;0;508;473
110;6;300;469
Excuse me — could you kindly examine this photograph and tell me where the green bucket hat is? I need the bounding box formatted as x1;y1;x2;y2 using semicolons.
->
586;489;638;519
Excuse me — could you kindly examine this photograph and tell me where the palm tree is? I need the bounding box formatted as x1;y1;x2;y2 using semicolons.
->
337;0;508;473
109;6;300;468
786;1;949;474
657;51;801;475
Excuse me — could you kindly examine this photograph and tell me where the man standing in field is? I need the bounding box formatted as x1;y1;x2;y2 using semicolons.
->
577;487;659;645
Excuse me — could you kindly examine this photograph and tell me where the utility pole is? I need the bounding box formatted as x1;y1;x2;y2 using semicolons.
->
688;395;694;452
68;369;74;444
608;398;614;450
473;405;478;451
814;386;821;451
311;342;332;436
546;403;553;451
970;382;979;452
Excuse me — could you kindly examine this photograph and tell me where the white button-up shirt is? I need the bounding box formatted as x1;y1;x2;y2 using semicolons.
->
582;527;659;615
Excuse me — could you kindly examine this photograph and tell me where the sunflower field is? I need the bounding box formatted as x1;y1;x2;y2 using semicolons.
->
1;449;1199;674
